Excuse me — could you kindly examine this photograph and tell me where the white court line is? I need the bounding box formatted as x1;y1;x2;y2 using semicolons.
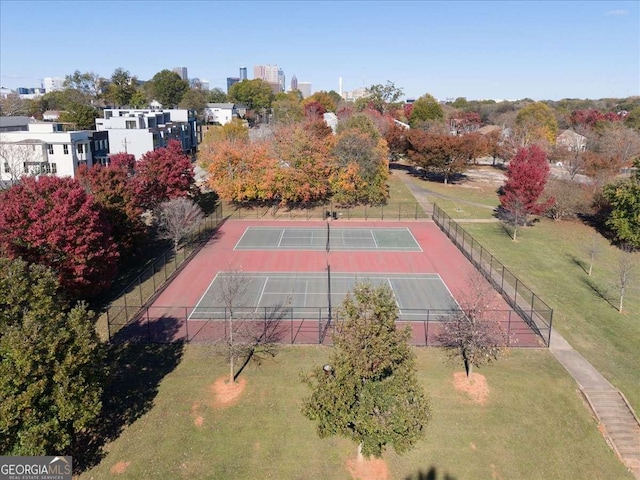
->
233;228;253;250
255;276;270;309
371;229;379;248
405;227;424;252
189;271;225;320
276;228;285;247
436;273;461;309
387;278;403;314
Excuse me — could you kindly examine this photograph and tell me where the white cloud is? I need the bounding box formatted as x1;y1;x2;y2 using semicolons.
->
605;9;629;16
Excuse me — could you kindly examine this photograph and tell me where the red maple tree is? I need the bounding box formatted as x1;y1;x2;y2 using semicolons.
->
0;176;119;298
499;145;554;239
133;139;195;210
77;152;147;255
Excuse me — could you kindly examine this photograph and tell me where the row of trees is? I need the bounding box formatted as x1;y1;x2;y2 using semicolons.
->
201;111;391;206
0;140;196;299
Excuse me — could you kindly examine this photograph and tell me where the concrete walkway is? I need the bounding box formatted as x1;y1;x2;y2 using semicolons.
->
394;167;640;478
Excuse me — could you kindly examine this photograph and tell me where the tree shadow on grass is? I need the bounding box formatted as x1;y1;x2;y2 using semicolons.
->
579;276;617;310
405;466;457;480
72;317;184;473
568;253;589;275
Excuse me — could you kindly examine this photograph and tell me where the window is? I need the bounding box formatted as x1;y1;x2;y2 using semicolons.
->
126;120;136;129
48;144;53;154
4;162;9;173
77;144;84;154
63;144;69;155
51;163;57;174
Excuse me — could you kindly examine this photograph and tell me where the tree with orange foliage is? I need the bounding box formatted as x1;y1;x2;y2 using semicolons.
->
407;131;469;184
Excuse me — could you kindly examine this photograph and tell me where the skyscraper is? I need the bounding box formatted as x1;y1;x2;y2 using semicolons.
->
239;67;247;80
172;67;188;81
277;68;285;93
227;77;240;93
253;64;279;83
298;82;312;98
291;75;298;92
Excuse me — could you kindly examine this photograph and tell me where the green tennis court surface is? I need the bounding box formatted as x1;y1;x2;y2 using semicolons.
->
190;272;456;321
234;226;422;251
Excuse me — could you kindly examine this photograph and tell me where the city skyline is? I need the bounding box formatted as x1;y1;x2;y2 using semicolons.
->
0;0;638;101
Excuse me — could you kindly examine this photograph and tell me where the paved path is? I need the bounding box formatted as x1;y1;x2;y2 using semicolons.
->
394;167;640;478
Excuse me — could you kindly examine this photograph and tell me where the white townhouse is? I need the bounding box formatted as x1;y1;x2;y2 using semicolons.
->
0;122;94;184
95;108;198;160
203;103;237;125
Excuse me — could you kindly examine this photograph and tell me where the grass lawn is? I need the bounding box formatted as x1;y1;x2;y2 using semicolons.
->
80;345;631;480
462;220;640;414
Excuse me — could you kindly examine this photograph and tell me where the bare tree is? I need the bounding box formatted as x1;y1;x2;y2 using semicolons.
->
0;141;42;188
157;197;204;250
0;93;29;116
616;245;635;313
214;268;285;383
586;232;600;277
437;272;508;377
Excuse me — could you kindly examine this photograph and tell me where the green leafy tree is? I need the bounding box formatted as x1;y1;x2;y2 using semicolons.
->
302;283;431;459
63;70;105;99
59;103;99;130
228;79;274;110
360;81;404;114
148;69;189;107
624;106;640;132
207;87;228;103
179;88;208;117
0;258;104;456
104;68;138;108
272;97;304;125
409;93;444;127
129;89;149;108
515;102;558;146
602;159;640;249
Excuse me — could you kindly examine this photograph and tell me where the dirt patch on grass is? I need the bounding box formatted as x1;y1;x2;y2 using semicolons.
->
453;372;489;404
346;456;389;480
110;461;131;474
211;376;247;407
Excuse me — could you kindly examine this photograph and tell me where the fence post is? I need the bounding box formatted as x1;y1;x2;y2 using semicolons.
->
290;308;293;344
415;203;418;220
138;277;143;306
501;265;505;293
398;203;401;220
163;252;168;282
381;205;384;221
507;311;512;347
514;278;519;306
531;293;535;325
123;290;128;322
185;307;189;342
318;309;322;344
152;262;157;292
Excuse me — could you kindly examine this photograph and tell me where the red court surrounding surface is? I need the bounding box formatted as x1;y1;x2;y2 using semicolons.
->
118;220;543;347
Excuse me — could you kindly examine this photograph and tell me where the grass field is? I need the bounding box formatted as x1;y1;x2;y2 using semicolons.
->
462;219;640;414
80;345;631;480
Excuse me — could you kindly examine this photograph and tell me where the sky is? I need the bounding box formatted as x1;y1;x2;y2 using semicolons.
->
0;0;638;101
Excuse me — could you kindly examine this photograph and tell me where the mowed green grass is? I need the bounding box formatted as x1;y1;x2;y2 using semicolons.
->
462;220;640;414
81;345;631;480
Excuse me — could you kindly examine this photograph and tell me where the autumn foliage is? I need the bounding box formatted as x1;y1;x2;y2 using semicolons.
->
134;139;195;210
499;146;554;234
0;176;119;298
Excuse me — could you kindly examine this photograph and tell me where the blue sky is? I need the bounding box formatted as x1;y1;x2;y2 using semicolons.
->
1;0;638;101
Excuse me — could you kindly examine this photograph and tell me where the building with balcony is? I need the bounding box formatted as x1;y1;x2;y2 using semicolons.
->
94;108;198;160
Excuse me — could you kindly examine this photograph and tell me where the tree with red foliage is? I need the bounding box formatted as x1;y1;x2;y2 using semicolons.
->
303;101;326;119
384;121;410;160
134;139;195;210
570;109;622;129
0;176;119;298
77;152;147;256
407;131;469;184
499;146;554;240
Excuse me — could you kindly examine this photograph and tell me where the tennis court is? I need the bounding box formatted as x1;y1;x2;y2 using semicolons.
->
234;226;422;251
190;272;457;321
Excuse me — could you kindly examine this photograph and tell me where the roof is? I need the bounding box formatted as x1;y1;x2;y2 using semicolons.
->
557;129;586;141
206;103;236;109
0;116;32;128
477;125;502;135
